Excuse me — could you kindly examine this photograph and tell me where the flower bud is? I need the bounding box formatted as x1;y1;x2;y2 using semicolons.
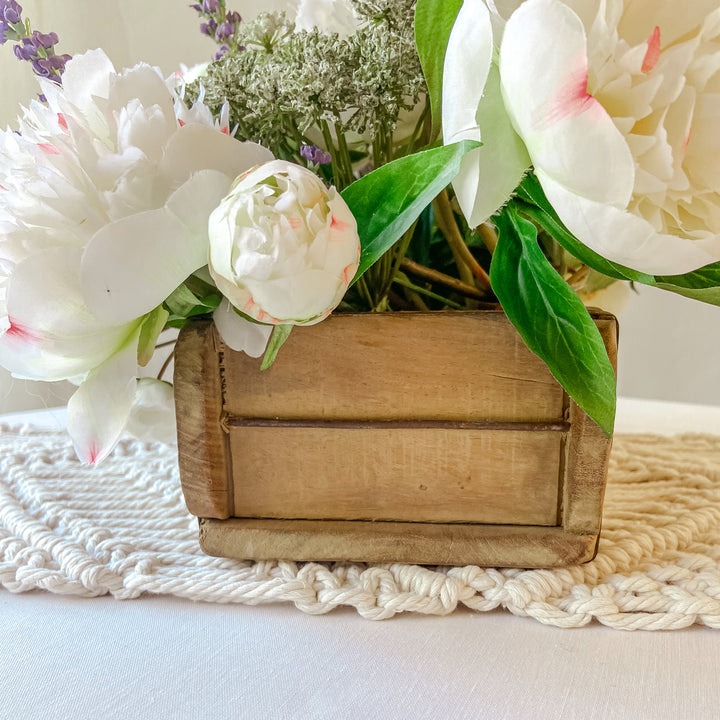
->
208;160;360;326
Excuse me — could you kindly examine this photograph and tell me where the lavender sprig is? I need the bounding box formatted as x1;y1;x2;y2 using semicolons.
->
1;1;71;85
190;0;244;56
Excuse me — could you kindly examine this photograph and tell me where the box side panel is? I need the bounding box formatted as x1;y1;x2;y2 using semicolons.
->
229;427;562;526
220;312;566;422
174;321;232;519
561;315;618;533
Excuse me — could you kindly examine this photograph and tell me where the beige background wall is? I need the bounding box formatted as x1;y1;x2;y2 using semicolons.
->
1;0;719;412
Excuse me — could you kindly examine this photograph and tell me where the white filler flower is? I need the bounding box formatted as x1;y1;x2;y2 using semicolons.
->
208;160;360;327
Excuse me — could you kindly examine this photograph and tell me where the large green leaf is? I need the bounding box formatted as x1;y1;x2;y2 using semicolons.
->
515;173;655;285
342;140;480;282
655;283;720;306
490;206;616;436
658;256;720;304
414;0;463;142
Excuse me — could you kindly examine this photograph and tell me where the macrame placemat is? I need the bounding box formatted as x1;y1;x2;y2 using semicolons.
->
2;423;720;629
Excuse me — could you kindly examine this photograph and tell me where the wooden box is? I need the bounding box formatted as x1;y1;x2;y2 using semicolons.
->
174;310;617;567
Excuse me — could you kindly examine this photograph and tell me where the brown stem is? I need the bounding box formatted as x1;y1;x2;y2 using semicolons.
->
157;348;175;381
477;222;498;254
400;258;488;300
435;190;492;291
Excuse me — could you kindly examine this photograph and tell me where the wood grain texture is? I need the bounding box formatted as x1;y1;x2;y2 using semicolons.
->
176;309;618;567
229;427;562;525
562;313;618;534
219;311;566;422
173;321;232;519
199;518;599;567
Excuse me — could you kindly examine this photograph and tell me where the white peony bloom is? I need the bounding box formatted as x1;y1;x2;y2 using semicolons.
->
293;0;361;37
499;0;720;275
444;0;720;275
0;49;273;463
208;160;361;326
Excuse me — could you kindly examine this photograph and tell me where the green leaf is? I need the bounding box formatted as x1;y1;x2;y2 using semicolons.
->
260;324;293;371
164;283;205;316
490;206;617;436
655;283;720;306
514;173;655;285
656;262;720;290
342;140;481;282
414;0;463;143
137;305;170;367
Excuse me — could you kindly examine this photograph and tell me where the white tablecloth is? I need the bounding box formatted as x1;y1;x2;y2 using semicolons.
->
1;398;719;720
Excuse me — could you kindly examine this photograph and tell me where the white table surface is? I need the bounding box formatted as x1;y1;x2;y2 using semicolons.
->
1;398;719;720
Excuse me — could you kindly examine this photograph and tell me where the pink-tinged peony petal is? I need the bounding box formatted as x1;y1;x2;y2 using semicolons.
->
81;169;231;325
538;169;720;274
642;26;662;73
0;248;140;381
66;328;142;465
500;0;635;208
213;299;273;357
442;0;494;146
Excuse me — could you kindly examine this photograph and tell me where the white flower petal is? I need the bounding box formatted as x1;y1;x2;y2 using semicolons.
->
124;378;177;446
81;168;232;326
500;0;635;207
66;328;142;465
159;125;274;189
442;0;494;146
213;299;273;357
452;64;531;226
539;169;720;274
0;248;138;381
81;208;202;324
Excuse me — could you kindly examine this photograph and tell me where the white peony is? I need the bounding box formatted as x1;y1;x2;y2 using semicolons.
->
208;160;360;326
444;0;720;275
0;49;273;463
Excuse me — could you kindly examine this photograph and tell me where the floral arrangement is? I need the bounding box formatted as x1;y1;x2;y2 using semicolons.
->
0;0;719;464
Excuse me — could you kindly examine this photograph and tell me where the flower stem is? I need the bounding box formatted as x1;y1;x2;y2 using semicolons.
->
434;189;492;291
393;274;464;309
477;222;498;254
319;120;344;190
400;258;488;300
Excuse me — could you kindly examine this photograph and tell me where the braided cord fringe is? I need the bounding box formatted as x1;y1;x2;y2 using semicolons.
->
2;424;720;628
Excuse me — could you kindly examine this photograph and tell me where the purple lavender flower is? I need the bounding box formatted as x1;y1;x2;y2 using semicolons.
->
202;0;219;12
214;44;230;61
225;11;241;24
31;29;58;49
215;21;234;41
0;22;10;44
13;36;36;59
189;3;202;10
200;17;217;36
301;145;332;166
1;0;22;24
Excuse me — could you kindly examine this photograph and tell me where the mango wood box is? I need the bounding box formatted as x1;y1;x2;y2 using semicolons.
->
174;310;617;568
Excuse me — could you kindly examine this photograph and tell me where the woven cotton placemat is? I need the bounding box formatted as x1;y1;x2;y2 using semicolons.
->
2;423;720;629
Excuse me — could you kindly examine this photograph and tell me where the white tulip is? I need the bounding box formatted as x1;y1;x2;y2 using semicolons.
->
208;160;360;326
